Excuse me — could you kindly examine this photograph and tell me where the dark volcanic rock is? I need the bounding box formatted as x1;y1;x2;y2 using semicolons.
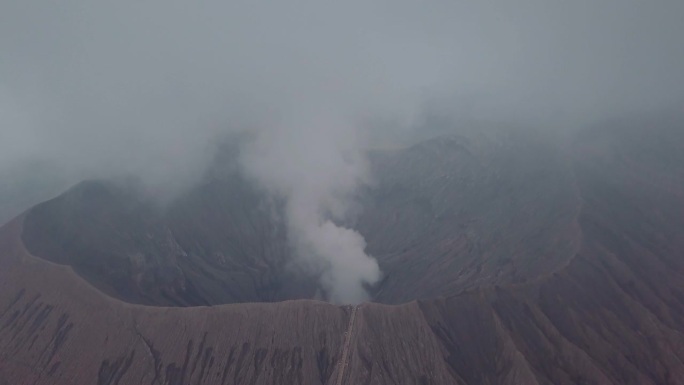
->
359;130;581;303
21;174;317;306
0;219;347;385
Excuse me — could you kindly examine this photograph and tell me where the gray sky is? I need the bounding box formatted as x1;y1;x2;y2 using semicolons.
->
2;0;683;302
2;0;683;180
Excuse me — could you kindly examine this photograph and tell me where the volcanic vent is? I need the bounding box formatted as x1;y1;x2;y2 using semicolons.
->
21;128;584;307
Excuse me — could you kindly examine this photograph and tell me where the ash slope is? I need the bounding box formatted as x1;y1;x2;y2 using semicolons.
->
2;116;684;384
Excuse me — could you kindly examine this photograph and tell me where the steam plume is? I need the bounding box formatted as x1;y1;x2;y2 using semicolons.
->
241;112;380;304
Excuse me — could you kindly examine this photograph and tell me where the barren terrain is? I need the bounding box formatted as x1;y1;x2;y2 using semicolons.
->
3;119;684;384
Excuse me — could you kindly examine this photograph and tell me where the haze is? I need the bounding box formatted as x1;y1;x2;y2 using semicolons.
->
1;0;683;302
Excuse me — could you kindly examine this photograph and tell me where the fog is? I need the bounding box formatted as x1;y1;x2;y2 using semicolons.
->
1;0;683;302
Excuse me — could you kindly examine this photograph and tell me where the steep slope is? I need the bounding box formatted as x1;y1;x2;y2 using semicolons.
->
3;116;684;384
342;120;684;383
19;128;582;306
359;130;581;303
21;174;317;307
0;218;348;385
3;185;684;385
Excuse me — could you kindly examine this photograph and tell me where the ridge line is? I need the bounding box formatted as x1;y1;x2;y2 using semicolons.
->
335;305;358;385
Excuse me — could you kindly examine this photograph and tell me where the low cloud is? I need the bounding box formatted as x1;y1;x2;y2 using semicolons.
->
1;0;683;299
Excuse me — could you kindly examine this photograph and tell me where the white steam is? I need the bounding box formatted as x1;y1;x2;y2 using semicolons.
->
240;111;381;304
3;0;684;299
